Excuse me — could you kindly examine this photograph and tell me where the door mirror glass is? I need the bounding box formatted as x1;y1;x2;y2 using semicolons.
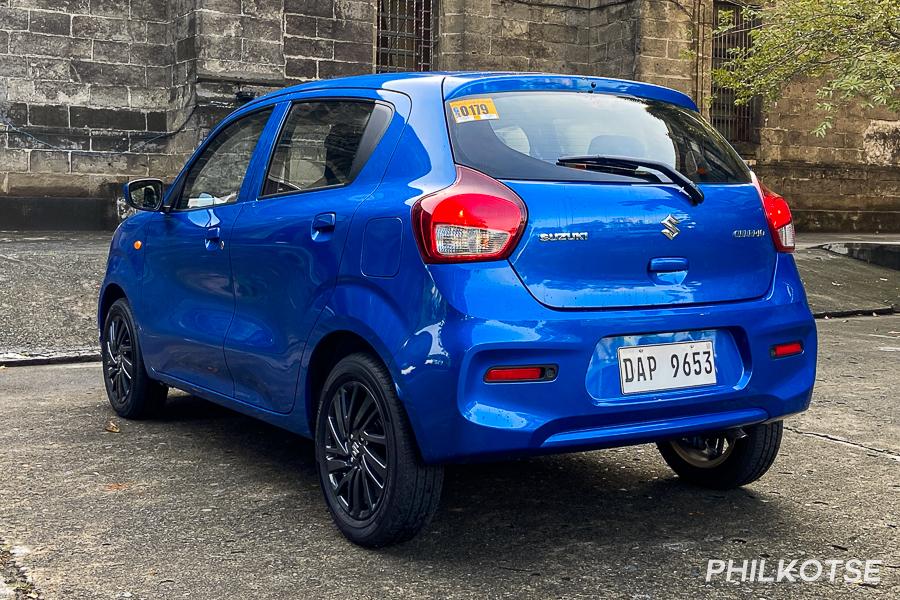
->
124;179;165;211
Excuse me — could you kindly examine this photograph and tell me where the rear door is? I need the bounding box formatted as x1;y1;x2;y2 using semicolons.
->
141;108;273;395
446;91;775;309
224;91;405;413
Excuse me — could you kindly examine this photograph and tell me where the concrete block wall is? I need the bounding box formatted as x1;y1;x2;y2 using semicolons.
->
0;0;376;229
438;0;641;78
634;0;710;108
753;82;900;232
589;0;642;80
1;0;896;231
0;0;174;226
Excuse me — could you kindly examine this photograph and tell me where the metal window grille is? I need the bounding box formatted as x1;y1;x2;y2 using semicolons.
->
711;1;761;148
376;0;436;73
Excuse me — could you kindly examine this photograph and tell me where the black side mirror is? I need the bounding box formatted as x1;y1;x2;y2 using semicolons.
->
124;179;165;211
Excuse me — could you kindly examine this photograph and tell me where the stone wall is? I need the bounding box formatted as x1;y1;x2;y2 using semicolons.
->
1;0;896;231
753;83;900;232
634;0;710;108
0;0;375;229
438;0;642;79
0;0;174;227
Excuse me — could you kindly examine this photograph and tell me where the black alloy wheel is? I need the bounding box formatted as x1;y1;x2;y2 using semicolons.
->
315;353;443;547
322;380;389;520
104;312;135;410
101;298;167;419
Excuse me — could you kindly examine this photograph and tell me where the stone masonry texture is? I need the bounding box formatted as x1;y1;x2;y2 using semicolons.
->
0;0;897;231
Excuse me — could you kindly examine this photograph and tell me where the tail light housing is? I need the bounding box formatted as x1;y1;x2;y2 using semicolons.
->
753;175;795;253
412;166;527;263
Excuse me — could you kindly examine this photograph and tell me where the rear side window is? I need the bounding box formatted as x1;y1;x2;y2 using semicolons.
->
446;92;751;184
263;101;391;197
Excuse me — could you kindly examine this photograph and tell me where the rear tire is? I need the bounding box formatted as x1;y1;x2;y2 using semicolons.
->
657;421;783;489
315;352;443;547
101;298;167;419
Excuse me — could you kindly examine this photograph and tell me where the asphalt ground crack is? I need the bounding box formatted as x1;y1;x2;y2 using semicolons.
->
785;425;900;462
0;543;42;600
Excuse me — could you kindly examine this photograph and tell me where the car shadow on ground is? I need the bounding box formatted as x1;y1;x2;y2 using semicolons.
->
153;393;797;562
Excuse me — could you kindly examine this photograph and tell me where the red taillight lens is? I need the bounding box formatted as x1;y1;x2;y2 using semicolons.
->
412;166;527;263
771;341;803;358
754;177;795;253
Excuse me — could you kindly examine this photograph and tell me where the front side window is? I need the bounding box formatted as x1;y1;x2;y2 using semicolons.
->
177;109;272;210
447;92;751;184
263;101;383;197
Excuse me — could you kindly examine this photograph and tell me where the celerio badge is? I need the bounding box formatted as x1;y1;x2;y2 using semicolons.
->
661;214;681;240
733;229;766;238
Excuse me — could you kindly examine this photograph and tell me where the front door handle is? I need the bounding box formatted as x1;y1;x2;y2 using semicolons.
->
312;212;336;232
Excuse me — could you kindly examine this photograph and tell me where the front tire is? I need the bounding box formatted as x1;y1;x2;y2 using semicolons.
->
101;298;167;419
315;353;443;547
657;421;783;489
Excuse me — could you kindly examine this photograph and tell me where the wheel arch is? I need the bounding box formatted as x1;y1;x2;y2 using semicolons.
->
303;329;387;435
98;282;127;330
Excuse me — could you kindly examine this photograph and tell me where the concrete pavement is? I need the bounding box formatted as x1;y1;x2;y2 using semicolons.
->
0;232;108;361
0;316;898;599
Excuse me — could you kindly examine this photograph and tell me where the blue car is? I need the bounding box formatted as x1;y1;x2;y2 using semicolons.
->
99;72;816;546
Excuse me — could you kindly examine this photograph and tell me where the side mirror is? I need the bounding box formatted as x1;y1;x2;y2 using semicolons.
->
124;179;165;211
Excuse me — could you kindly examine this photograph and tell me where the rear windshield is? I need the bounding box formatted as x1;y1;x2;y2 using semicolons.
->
446;92;751;184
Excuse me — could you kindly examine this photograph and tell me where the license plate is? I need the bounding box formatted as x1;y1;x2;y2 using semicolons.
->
617;340;716;395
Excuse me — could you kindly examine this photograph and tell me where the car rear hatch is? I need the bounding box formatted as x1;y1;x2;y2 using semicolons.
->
444;88;776;309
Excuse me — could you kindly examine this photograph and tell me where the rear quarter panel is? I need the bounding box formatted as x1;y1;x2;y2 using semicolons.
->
296;77;459;438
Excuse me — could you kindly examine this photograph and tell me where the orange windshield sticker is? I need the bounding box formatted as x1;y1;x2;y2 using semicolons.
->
449;98;499;123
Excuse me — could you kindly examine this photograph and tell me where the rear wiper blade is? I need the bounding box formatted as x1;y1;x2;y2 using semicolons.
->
556;155;704;205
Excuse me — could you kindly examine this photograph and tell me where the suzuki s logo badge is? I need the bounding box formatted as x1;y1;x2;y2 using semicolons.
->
660;214;681;240
733;229;767;238
539;232;589;242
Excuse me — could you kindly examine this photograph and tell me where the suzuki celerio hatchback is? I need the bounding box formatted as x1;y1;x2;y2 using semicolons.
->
100;73;817;547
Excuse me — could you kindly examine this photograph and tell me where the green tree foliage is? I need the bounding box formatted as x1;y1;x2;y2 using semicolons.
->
713;0;900;136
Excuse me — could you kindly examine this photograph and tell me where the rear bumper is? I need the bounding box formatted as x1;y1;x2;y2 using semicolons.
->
394;254;816;463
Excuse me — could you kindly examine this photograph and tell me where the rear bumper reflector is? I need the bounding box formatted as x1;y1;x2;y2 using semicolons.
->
484;365;558;383
771;341;803;358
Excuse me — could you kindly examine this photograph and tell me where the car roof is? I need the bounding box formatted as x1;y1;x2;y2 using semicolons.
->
242;71;699;112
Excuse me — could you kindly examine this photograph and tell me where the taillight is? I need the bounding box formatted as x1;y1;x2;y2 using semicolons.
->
753;175;795;253
412;166;526;263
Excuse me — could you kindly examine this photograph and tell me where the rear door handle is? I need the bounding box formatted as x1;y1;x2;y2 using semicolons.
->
205;226;223;250
312;212;336;232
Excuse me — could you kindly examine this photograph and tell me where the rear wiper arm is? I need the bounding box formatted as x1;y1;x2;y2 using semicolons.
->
556;155;704;205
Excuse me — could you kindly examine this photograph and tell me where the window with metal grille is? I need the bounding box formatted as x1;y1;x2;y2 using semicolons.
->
711;1;761;150
376;0;436;73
